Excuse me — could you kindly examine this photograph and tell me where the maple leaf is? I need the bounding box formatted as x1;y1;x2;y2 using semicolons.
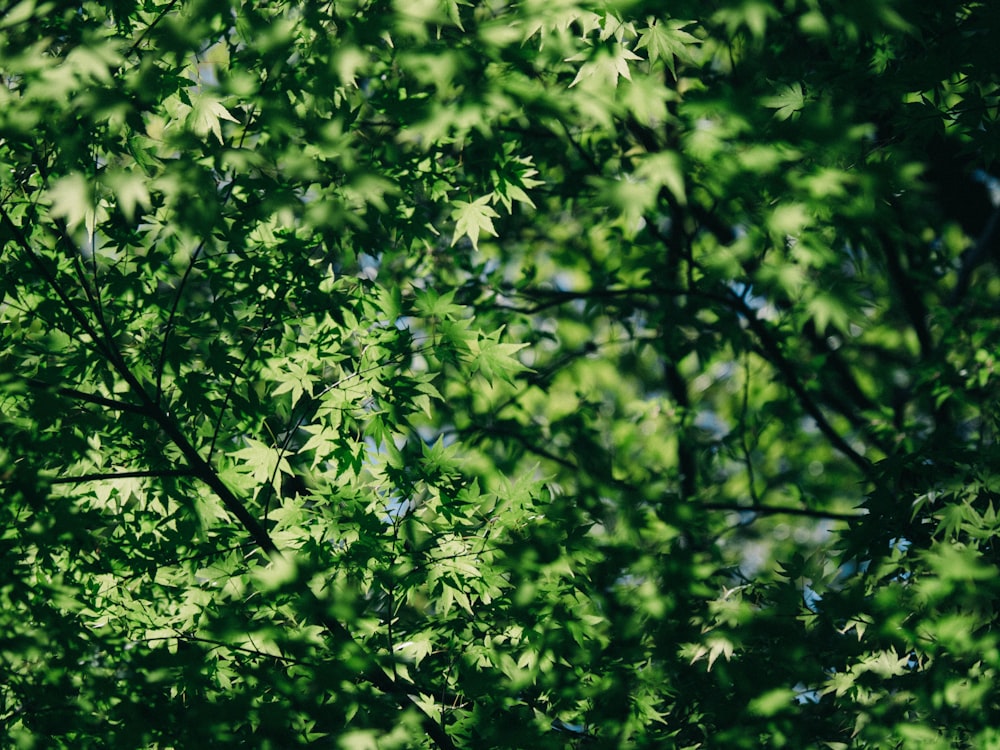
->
567;44;643;88
465;328;529;384
450;196;500;250
189;95;240;143
762;82;806;121
636;19;701;77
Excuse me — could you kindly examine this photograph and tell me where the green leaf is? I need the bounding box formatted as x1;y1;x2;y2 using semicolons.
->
567;44;644;88
636;19;701;77
762;81;806;120
464;328;529;384
450;196;500;250
747;688;794;717
104;169;152;221
188;94;239;143
635;150;687;205
45;172;94;232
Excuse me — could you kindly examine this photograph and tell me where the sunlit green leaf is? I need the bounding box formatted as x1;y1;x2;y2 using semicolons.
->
450;196;500;250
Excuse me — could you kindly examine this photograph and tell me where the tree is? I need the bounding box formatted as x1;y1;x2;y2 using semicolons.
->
2;0;1000;747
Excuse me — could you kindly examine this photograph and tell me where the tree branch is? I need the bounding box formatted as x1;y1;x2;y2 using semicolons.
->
724;289;877;480
500;280;879;482
701;502;865;522
46;469;195;485
25;378;149;415
0;206;115;363
878;229;935;358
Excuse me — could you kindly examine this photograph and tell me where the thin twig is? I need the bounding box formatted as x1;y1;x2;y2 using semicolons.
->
45;469;195;485
25;378;148;415
701;502;865;522
124;0;181;58
739;353;762;507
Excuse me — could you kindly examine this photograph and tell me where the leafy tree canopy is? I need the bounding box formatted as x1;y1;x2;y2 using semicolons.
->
2;0;1000;747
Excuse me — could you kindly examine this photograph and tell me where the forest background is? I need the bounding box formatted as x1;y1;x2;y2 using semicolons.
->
2;0;1000;748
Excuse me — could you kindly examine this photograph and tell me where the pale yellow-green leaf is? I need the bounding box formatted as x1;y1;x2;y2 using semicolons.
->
597;13;636;43
768;202;811;236
46;172;93;232
344;174;398;212
252;556;298;592
189;96;239;143
105;169;151;221
64;45;116;83
691;634;734;670
762;82;806;121
567;45;643;88
854;648;910;679
338;730;378;750
621;75;674;127
747;688;794;716
451;195;500;250
821;668;858;698
0;0;36;29
635;150;687;205
230;439;292;484
807;291;852;333
393;635;435;666
333;46;368;86
636;19;701;77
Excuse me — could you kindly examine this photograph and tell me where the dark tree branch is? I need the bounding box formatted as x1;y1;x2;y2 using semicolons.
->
124;0;181;57
46;469;195;485
781;320;896;459
207;307;280;461
738;354;763;507
723;288;876;480
878;229;935;358
473;415;862;522
25;378;148;415
949;203;1000;305
799;320;880;414
701;502;865;522
506;286;666;315
473;422;580;472
664;357;698;502
502;280;879;481
516;285;884;438
0;206;116;364
154;237;207;405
